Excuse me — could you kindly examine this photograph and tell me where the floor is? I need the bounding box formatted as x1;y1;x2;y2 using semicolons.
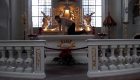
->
45;64;88;80
1;64;140;80
45;64;140;80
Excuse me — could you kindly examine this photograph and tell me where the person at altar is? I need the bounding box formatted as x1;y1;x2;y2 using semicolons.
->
55;15;87;35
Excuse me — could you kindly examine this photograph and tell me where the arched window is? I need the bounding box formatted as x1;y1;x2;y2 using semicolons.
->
82;0;103;27
32;0;52;27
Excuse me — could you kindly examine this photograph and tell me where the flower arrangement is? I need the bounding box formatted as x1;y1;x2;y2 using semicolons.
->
53;40;75;65
53;48;75;65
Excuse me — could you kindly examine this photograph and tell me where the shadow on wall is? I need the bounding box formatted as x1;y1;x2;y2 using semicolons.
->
0;0;9;40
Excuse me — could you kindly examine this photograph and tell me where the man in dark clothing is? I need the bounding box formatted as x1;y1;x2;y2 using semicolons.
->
55;15;87;35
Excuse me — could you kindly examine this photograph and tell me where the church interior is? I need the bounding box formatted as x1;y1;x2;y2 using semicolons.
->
0;0;140;80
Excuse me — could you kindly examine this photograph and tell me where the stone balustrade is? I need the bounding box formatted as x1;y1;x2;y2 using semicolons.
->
0;40;46;79
87;39;140;78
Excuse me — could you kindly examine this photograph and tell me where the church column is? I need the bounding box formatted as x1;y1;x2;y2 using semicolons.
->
23;0;33;39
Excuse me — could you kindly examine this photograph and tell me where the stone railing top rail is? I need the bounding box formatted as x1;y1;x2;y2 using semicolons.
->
0;40;46;46
87;39;140;45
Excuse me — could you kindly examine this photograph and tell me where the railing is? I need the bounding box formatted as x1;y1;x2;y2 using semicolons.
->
0;40;46;79
87;39;140;77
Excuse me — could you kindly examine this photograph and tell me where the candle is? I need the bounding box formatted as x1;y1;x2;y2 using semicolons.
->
124;0;128;8
50;8;52;26
124;13;128;22
82;8;84;24
123;0;128;22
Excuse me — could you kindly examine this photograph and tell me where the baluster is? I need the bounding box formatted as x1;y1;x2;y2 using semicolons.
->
15;47;24;72
125;45;133;68
24;47;33;73
6;46;15;72
99;45;108;71
0;47;7;71
138;45;140;65
44;48;47;64
109;45;117;70
138;45;140;56
117;45;125;70
88;46;98;72
132;45;139;67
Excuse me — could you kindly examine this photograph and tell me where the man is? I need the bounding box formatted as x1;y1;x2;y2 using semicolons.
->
55;15;87;35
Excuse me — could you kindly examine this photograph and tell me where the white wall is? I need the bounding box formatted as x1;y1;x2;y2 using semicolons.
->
108;0;123;39
107;0;139;39
10;0;25;40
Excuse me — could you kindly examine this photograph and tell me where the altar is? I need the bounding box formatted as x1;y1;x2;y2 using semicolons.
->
36;0;96;64
38;35;94;64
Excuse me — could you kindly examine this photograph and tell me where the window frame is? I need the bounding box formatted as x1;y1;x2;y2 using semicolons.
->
32;0;52;28
30;0;106;28
82;0;105;27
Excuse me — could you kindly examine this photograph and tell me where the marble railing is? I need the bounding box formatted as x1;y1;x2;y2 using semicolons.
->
0;40;46;79
87;39;140;77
